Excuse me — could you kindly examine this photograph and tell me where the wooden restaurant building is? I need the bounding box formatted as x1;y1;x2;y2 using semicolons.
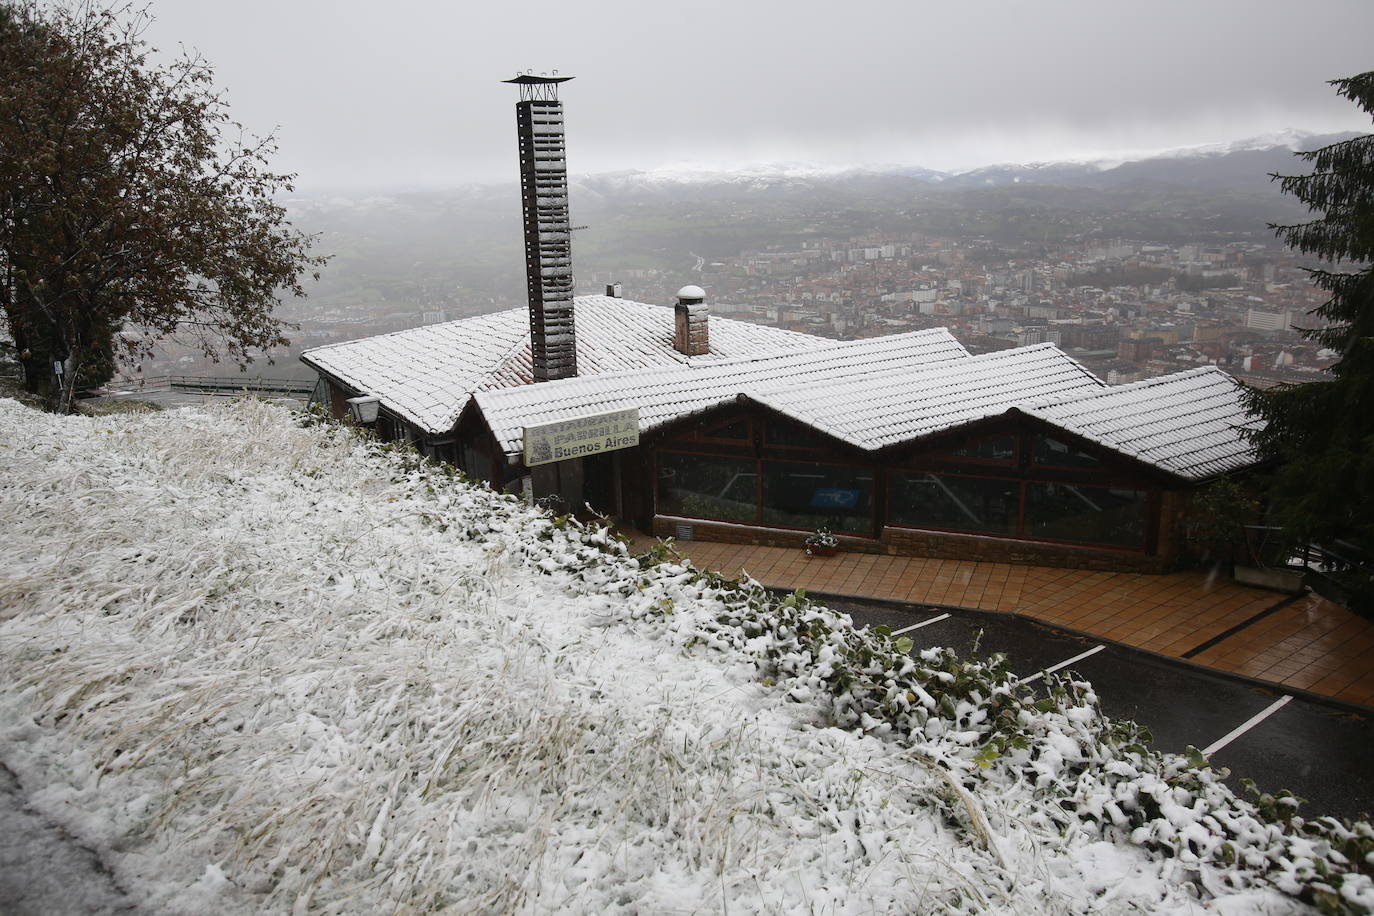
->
302;289;1261;574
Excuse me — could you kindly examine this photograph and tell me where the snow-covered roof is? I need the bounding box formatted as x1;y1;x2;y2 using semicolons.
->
1023;367;1260;481
305;293;1261;482
747;344;1105;451
475;341;1261;482
472;327;972;456
301;295;832;435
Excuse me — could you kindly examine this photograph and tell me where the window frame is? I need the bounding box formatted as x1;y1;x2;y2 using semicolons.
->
759;455;877;537
887;468;1023;538
696;417;753;446
653;449;762;527
1028;432;1109;472
651;410;1163;554
762;415;832;453
887;426;1159;553
1021;480;1153;550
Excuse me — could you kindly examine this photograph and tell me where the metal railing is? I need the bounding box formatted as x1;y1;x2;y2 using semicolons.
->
1243;525;1372;615
107;375;315;397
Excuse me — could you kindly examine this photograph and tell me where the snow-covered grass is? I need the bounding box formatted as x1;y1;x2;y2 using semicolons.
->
0;396;1369;914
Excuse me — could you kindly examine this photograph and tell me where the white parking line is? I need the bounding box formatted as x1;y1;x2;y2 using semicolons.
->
1202;696;1292;757
893;613;951;635
1019;645;1106;684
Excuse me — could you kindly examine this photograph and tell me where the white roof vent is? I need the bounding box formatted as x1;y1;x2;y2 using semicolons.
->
676;285;706;303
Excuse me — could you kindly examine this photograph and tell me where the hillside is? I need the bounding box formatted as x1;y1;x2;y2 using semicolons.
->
0;398;1370;914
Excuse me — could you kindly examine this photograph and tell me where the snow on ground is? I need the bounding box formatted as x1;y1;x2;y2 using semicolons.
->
0;762;133;915
0;397;1355;913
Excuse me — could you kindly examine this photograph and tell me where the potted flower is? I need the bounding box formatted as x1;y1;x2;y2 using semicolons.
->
804;527;839;557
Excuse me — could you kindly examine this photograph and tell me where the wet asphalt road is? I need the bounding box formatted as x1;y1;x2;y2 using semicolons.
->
816;592;1374;823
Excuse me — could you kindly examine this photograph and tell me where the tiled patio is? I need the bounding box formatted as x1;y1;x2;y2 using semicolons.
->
624;533;1374;708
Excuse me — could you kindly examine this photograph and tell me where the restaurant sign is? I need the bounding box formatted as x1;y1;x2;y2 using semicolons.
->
523;407;640;467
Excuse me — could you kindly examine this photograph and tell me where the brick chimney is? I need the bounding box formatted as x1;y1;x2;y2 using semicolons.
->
674;285;709;356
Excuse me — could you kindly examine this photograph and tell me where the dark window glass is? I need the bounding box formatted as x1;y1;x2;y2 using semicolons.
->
765;418;826;449
1025;482;1146;548
889;472;1019;535
761;460;873;533
379;413;403;443
1032;434;1101;468
705;419;749;441
953;436;1016;462
656;452;757;523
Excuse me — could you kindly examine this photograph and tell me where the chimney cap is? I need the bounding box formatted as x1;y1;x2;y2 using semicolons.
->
503;73;574;85
676;285;706;302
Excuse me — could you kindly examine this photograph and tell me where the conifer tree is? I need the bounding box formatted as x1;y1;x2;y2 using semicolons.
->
1242;71;1374;610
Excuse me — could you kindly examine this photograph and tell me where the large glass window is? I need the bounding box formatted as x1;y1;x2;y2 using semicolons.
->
765;419;827;450
653;423;1157;553
703;419;749;441
954;436;1016;462
1032;434;1101;469
889;472;1019;535
656;452;757;523
1025;482;1146;548
761;460;873;533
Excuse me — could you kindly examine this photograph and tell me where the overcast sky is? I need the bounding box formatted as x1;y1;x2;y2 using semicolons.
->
143;0;1373;192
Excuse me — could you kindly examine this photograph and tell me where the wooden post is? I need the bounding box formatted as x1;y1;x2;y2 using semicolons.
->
531;463;561;511
560;457;585;514
612;451;625;520
530;458;584;514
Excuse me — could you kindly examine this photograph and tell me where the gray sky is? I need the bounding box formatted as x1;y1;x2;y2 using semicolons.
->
144;0;1373;192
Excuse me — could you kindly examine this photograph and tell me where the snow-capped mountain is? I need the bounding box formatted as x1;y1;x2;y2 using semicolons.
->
568;130;1359;199
288;130;1359;210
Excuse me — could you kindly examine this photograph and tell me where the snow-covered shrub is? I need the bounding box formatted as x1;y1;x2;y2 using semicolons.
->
532;513;1374;913
0;396;1369;914
804;527;839;550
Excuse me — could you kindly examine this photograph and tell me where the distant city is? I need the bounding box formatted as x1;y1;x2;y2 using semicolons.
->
130;231;1327;394
586;233;1327;390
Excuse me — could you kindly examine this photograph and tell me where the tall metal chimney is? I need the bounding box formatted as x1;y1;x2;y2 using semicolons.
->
505;73;576;382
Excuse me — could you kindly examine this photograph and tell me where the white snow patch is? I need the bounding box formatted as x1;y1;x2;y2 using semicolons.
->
0;398;1348;914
